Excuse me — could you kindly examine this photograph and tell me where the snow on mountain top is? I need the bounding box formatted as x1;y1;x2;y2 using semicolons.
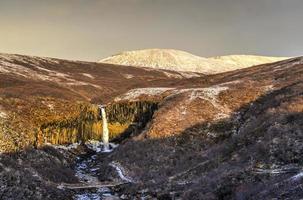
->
99;49;289;74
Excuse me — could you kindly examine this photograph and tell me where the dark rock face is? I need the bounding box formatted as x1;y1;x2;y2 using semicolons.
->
107;101;159;124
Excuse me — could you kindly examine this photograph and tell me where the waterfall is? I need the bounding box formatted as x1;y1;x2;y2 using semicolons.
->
99;105;109;150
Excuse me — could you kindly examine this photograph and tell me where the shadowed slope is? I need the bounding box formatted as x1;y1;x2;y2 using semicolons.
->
106;57;303;199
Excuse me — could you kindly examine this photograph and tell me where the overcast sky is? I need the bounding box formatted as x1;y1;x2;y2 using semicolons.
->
0;0;302;61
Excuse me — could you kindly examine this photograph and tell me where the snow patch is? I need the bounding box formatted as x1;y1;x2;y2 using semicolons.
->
75;160;99;184
0;111;7;119
109;162;134;183
178;71;201;78
47;104;54;110
82;73;95;79
74;188;114;200
162;71;183;79
290;172;303;182
123;74;135;79
85;140;118;153
263;85;274;93
75;193;99;200
52;141;118;153
168;86;230;120
52;142;80;150
65;81;102;89
114;87;175;101
218;80;242;86
0;66;10;73
171;86;228;102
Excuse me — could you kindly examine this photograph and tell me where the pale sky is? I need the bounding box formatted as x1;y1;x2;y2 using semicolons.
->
0;0;302;61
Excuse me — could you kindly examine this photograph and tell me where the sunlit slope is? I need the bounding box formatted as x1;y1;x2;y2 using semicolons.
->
100;49;289;74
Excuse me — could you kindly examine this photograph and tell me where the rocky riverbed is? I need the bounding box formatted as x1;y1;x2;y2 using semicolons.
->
56;141;137;200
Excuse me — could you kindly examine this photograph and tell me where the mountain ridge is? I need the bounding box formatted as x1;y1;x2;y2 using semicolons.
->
99;49;290;74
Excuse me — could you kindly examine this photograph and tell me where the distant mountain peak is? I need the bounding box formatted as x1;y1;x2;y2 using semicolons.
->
99;49;289;74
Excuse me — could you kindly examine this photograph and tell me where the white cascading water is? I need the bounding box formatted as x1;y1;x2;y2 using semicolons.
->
99;105;109;151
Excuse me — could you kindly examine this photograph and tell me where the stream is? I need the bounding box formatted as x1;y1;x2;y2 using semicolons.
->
57;141;130;200
60;107;134;200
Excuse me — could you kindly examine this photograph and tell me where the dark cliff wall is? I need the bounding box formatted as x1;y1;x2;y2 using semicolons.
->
38;101;159;145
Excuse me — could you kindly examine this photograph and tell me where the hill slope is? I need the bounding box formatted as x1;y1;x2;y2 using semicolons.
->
99;49;289;74
104;56;303;199
0;53;196;151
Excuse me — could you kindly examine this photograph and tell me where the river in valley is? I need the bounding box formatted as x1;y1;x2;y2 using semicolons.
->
56;141;132;200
